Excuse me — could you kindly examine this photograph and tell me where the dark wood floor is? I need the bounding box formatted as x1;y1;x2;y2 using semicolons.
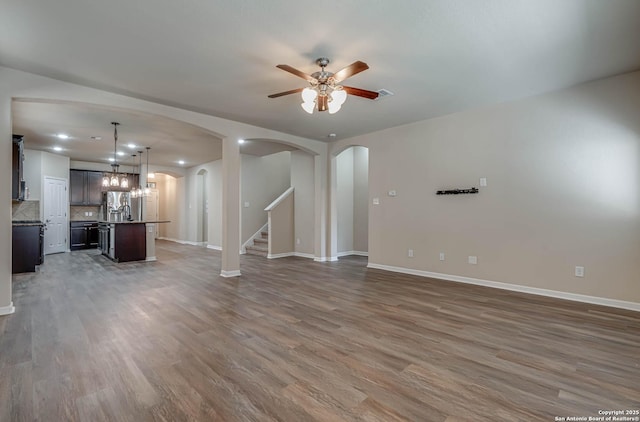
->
1;241;639;421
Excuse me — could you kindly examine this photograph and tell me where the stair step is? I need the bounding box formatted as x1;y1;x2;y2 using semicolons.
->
245;245;268;257
261;231;268;238
254;238;268;245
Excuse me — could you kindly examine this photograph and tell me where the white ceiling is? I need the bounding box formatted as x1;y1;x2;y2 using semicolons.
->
2;0;640;147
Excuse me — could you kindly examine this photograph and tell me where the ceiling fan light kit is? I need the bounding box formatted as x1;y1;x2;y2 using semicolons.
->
269;57;378;114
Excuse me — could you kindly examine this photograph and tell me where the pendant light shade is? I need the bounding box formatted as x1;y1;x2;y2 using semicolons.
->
102;122;129;190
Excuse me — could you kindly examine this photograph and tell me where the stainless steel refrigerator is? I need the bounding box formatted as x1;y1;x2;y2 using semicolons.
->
102;191;140;222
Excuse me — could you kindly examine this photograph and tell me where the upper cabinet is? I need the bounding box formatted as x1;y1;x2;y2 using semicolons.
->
12;135;25;201
70;170;104;205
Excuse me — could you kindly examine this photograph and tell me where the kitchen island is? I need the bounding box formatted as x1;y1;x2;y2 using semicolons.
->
98;220;169;262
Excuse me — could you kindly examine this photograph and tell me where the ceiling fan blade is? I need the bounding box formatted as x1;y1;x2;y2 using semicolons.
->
332;61;369;83
268;88;304;98
343;86;379;100
276;64;318;83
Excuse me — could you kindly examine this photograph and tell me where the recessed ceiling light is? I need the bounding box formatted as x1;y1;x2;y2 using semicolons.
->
328;133;337;138
90;136;102;141
117;151;125;156
238;139;245;144
127;143;136;148
108;157;115;162
56;133;69;139
53;146;62;152
178;160;185;165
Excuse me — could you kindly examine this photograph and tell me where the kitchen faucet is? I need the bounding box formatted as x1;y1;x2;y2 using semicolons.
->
120;203;132;221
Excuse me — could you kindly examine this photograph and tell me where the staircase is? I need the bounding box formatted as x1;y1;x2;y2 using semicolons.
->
245;230;268;257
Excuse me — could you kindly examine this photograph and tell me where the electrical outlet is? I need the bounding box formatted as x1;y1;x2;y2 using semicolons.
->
244;201;250;208
388;190;397;197
575;266;584;277
88;212;93;216
439;252;445;261
408;249;414;258
468;256;477;265
372;197;380;205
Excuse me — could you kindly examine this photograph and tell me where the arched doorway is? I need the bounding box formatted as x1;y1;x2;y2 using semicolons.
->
335;146;369;261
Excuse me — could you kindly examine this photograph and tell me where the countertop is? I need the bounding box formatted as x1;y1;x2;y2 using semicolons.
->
12;220;45;227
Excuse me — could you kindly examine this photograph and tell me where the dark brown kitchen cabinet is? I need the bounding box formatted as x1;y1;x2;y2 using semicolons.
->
70;170;104;205
70;221;99;250
12;135;25;201
12;224;44;273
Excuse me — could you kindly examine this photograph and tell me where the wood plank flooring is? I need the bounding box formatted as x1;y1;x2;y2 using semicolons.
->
1;240;639;421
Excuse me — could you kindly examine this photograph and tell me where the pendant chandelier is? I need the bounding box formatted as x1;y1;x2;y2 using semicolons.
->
131;147;152;197
131;150;143;198
102;122;129;189
144;146;152;196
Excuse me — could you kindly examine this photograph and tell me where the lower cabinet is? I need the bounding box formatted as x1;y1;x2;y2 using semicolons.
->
98;222;146;262
12;225;44;273
70;221;99;250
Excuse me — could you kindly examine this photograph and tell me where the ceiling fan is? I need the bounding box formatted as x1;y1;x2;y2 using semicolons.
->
268;57;379;114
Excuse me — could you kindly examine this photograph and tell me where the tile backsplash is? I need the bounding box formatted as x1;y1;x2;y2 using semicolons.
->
70;205;102;221
12;200;40;221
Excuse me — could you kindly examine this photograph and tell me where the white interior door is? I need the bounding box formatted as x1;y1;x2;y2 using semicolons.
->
43;177;68;254
144;189;159;238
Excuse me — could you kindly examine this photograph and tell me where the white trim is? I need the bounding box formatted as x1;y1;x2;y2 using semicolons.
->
242;222;268;254
220;270;241;278
0;302;15;316
268;252;294;259
145;256;157;262
264;187;294;211
157;237;202;247
366;263;640;312
267;252;315;259
314;256;339;262
207;244;222;251
337;250;369;257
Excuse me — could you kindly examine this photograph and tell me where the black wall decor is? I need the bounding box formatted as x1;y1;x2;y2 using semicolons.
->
436;187;479;195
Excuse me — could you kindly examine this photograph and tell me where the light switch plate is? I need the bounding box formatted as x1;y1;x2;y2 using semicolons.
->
468;256;477;265
480;177;487;187
373;197;380;205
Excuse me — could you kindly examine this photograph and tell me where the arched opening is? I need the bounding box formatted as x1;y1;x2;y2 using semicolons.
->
335;146;369;261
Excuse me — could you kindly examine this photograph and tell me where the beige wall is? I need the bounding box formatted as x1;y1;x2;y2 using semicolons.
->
241;151;291;243
336;148;354;253
290;150;315;256
353;147;369;253
268;192;294;256
333;71;640;304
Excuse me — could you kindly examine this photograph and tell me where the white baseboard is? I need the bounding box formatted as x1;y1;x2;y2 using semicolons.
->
158;237;205;247
268;252;315;259
366;262;640;312
145;256;157;262
314;256;339;262
268;252;294;259
337;250;369;257
207;244;222;251
0;302;15;316
220;270;241;278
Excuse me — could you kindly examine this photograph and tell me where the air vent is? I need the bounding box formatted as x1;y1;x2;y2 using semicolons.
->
375;89;394;100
